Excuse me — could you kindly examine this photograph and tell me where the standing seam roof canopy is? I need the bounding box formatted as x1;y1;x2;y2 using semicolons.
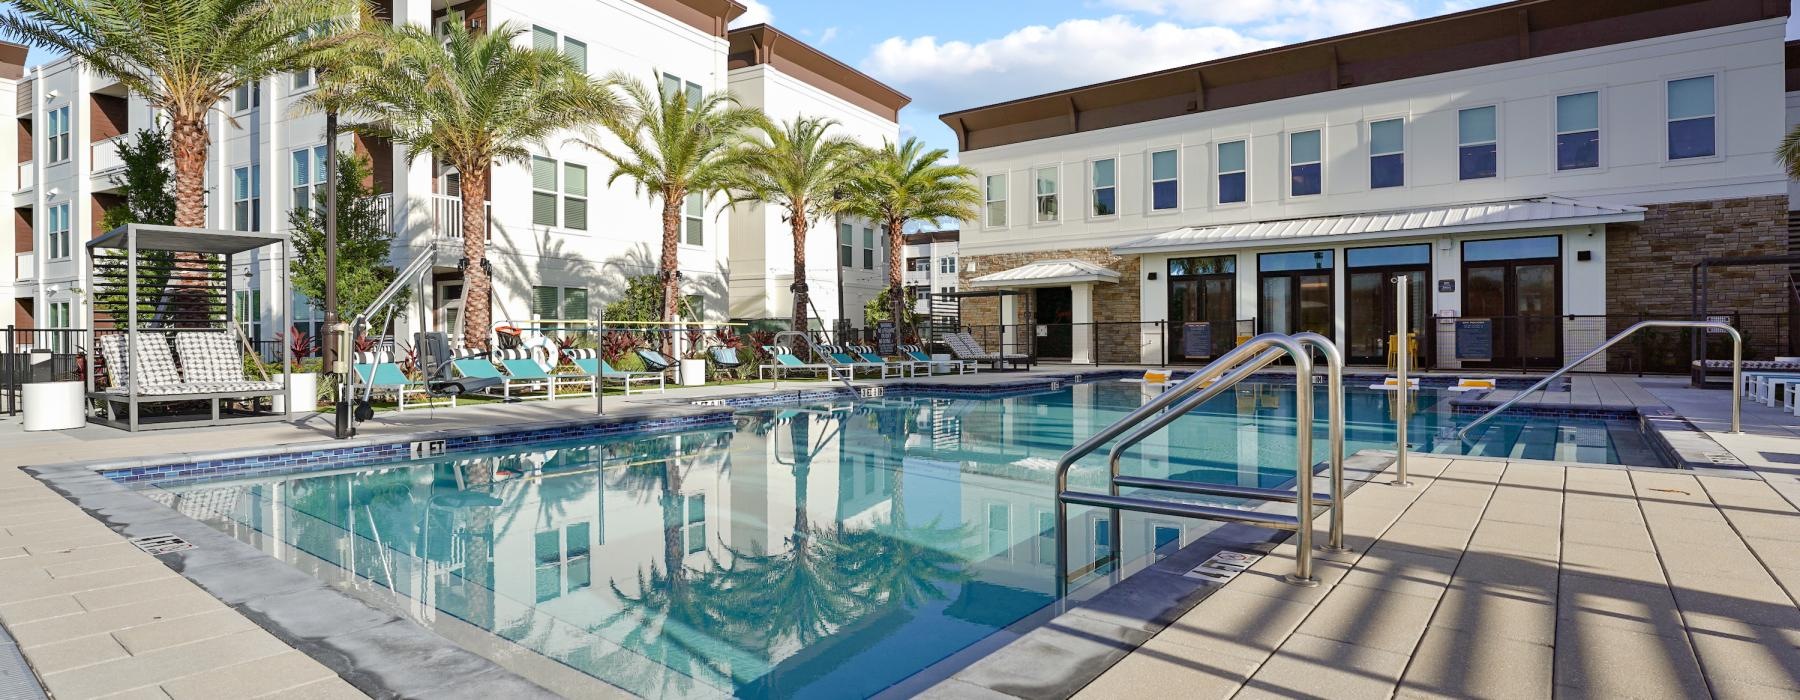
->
968;259;1122;288
1109;197;1644;255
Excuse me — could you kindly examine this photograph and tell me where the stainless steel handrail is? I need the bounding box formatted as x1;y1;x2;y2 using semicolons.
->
1054;333;1325;594
1455;320;1741;439
1292;332;1347;551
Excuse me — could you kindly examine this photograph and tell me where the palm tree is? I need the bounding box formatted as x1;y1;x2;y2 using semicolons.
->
729;117;862;334
335;20;620;350
843;138;980;339
1779;124;1800;180
0;0;360;227
584;73;763;352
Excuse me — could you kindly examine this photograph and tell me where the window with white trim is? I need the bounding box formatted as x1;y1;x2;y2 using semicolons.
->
45;106;69;163
1217;141;1246;204
862;227;875;270
1090;159;1116;216
291;30;317;90
683;193;703;245
1555;91;1600;171
1667;76;1715;160
1033;165;1058;223
233;165;261;231
1149;149;1178;211
293;290;324;341
533;26;588;73
1458;106;1497;180
660;72;702;108
839;222;854;267
234;290;262;341
533;522;593;603
233;83;260;113
1369;119;1403;189
531;286;589;328
563;162;587;231
46;203;70;260
530;157;586;229
680;493;705;555
1289;130;1321;196
984;173;1008;226
48;302;71;353
291;145;328;214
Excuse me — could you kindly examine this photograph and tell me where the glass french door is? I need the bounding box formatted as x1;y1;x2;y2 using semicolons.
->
1258;250;1334;339
1346;269;1428;366
1167;256;1237;361
1463;237;1561;369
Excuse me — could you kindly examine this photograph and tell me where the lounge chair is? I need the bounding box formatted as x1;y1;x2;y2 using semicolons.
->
1446;378;1496;392
1745;371;1800;406
759;345;851;382
820;344;890;378
564;348;665;394
93;332;287;430
496;348;593;400
635;348;677;377
709;346;745;381
353;350;443;410
900;343;971;375
948;332;1030;370
848;344;910;378
450;350;542;401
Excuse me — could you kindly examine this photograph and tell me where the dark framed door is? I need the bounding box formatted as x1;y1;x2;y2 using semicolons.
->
1345;244;1431;366
1258;250;1334;338
1462;236;1561;369
1167;255;1237;361
1034;286;1072;360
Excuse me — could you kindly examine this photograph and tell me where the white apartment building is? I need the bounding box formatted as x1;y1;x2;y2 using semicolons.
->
902;229;959;314
0;0;906;347
944;0;1792;370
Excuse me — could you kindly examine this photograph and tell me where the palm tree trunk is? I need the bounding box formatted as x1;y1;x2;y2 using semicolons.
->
659;192;683;357
886;217;906;340
169;114;209;228
662;459;688;599
790;212;809;335
460;167;492;351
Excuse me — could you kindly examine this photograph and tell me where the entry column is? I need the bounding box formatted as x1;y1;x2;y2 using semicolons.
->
1070;283;1094;364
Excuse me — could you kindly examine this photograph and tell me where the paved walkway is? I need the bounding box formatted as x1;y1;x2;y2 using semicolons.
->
1460;374;1668;410
1075;453;1800;699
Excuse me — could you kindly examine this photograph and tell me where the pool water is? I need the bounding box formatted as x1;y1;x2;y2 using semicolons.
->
151;380;1654;698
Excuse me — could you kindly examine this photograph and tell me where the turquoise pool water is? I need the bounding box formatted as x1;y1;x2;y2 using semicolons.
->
152;380;1652;698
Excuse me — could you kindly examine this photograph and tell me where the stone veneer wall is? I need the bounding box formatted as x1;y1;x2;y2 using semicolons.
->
957;248;1143;363
1605;195;1789;365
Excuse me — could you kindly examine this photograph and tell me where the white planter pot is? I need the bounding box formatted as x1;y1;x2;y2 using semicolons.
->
273;372;319;414
679;359;708;387
23;381;84;431
931;353;952;374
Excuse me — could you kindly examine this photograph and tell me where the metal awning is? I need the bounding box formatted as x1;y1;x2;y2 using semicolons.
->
1110;196;1645;255
968;259;1122;288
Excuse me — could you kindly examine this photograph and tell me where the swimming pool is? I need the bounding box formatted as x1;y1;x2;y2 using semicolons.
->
145;379;1657;698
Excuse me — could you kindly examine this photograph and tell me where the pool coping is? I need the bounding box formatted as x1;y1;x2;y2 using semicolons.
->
1446;396;1742;473
21;404;732;700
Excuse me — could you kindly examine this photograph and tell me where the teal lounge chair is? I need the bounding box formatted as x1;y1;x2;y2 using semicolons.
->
495;349;593;400
759;345;850;382
849;344;910;378
353;351;447;410
450;350;541;400
820;344;886;377
563;348;665;394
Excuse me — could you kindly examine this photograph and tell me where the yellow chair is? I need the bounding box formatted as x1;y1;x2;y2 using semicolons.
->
1386;331;1420;371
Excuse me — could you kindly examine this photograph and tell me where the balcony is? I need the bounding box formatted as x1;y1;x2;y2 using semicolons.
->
90;136;125;175
16;161;32;191
905;270;930;286
15;252;33;281
374;193;489;245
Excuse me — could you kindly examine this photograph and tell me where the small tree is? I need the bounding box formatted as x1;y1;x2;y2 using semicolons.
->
728;117;862;333
863;288;919;328
288;154;401;323
604;274;665;324
94;128;177;321
842;138;979;340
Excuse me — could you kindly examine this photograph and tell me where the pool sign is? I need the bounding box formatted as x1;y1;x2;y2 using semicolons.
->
1455;319;1493;360
1183;550;1264;585
1183;322;1212;358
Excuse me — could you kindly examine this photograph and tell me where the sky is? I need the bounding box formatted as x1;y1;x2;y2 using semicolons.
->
7;1;1798;157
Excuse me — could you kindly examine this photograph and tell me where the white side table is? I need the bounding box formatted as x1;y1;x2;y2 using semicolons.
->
931;353;953;374
23;381;85;431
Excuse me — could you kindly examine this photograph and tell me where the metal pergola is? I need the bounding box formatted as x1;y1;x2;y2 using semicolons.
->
85;224;292;431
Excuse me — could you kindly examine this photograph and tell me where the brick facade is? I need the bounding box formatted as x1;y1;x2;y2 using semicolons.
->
1606;194;1789;363
959;248;1143;363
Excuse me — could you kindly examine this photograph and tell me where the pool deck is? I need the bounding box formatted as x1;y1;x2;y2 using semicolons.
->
1063;376;1800;699
1;368;1797;699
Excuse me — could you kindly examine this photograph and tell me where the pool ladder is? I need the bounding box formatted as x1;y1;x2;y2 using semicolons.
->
1053;332;1348;594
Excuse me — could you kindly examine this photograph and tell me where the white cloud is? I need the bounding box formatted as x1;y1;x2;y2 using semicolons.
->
819;26;839;44
1102;0;1417;39
865;16;1275;114
730;0;773;29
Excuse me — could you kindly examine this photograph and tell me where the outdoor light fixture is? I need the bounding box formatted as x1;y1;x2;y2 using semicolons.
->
456;257;492;275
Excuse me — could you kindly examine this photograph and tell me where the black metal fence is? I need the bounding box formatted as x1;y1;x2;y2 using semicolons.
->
2;326;91;416
1425;313;1792;374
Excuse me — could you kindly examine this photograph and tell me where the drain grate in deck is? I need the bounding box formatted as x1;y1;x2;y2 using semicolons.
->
128;534;195;555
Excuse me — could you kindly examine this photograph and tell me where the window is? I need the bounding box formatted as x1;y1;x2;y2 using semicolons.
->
1150;149;1178;211
563;163;588;231
45;106;69;163
531;157;586;229
292;291;324;341
46;203;70;260
1556;91;1600;170
233;165;261;231
1217;141;1246;204
233;82;260;113
681;494;705;555
234;290;262;341
1667;76;1715;160
533;522;593;604
1289;130;1321;196
1369;119;1404;189
984;173;1008;226
862;227;875;270
564;38;588;73
291;145;328;214
939;256;957;274
1347;244;1430;268
1090;159;1116;216
1034;165;1058;223
1463;235;1558;262
533;26;589;73
660;72;702;108
1151;525;1181;562
291;30;317;89
839;222;854;267
531;286;589;328
683;193;703;245
1035;511;1056;566
48;302;71;353
532;25;558;52
986;503;1011;557
1458;106;1498;180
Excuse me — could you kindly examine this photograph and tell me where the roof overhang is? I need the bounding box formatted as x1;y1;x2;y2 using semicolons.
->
1109;197;1644;256
968;259;1122;288
728;24;911;121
